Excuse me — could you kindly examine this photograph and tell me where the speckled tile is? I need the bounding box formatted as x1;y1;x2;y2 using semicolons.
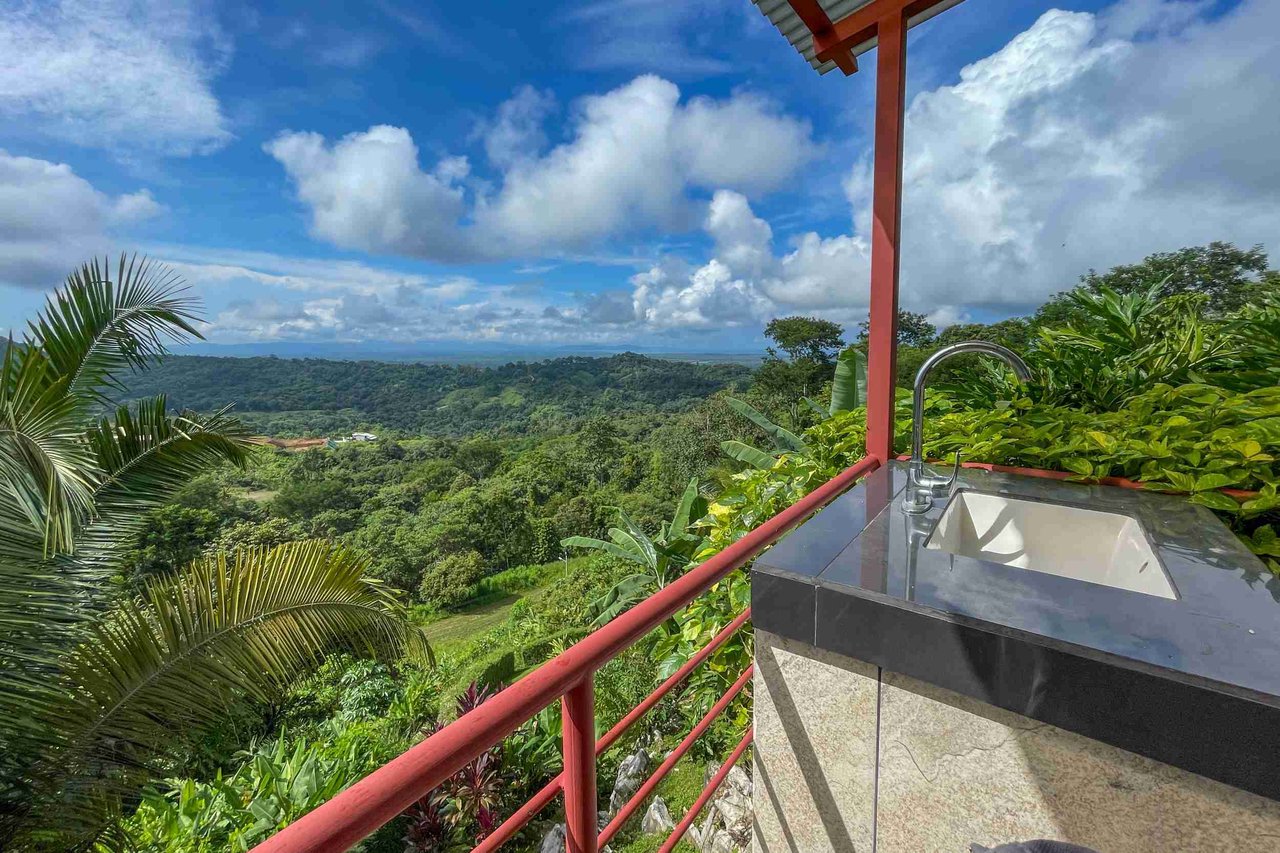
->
752;630;878;853
875;671;1280;853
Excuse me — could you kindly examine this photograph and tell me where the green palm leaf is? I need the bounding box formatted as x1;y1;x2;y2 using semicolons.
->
667;477;707;540
14;540;430;850
27;256;201;403
77;399;256;568
830;347;867;415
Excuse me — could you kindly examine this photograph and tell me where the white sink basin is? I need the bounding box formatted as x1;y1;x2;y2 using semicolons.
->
924;490;1177;600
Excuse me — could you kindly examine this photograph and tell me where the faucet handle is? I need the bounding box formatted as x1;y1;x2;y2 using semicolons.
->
938;450;963;495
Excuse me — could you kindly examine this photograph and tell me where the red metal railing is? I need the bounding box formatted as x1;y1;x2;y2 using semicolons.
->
251;454;882;853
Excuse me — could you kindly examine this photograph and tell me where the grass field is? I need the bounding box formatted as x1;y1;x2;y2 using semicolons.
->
421;594;523;650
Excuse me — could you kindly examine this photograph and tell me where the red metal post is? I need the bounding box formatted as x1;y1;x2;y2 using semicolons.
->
864;8;908;465
562;678;598;853
474;609;754;853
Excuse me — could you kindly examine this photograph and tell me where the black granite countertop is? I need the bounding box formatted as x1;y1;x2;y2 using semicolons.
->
753;461;1280;800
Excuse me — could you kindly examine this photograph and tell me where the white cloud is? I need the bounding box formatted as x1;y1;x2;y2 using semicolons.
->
631;0;1280;330
265;125;474;261
476;76;814;254
875;0;1280;313
629;190;867;329
0;0;231;156
480;85;557;170
268;76;816;262
0;151;163;289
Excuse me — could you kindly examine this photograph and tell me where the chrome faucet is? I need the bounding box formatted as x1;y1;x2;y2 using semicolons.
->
901;341;1032;514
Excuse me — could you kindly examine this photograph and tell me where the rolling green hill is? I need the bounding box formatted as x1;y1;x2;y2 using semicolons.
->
122;352;753;436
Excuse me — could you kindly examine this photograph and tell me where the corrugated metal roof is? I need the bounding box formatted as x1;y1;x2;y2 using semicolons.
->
751;0;967;75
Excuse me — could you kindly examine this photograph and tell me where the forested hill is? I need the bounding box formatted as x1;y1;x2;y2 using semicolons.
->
122;352;754;436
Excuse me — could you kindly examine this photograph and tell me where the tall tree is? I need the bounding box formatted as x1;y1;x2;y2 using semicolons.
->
753;316;846;409
1039;242;1273;325
763;316;845;363
856;309;937;348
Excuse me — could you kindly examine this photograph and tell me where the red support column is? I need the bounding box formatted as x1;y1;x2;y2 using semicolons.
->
864;9;908;464
561;678;598;853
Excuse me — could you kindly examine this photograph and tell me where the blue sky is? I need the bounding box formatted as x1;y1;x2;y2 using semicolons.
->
0;0;1275;354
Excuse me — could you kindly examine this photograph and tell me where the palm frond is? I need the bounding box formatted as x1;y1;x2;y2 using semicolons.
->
76;399;256;568
13;540;430;851
26;255;201;404
0;338;97;555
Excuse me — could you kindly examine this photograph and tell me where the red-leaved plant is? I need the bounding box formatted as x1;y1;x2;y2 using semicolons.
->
403;682;504;849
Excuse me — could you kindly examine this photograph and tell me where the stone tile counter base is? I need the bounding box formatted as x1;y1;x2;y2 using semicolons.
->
753;630;1280;853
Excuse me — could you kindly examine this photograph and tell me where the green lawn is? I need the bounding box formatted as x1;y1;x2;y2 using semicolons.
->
421;594;522;650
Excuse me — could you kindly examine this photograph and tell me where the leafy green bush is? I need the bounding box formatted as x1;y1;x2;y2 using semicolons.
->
419;551;486;609
124;728;403;852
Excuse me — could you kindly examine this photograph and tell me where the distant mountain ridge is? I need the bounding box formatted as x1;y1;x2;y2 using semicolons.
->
177;341;763;366
123;352;754;437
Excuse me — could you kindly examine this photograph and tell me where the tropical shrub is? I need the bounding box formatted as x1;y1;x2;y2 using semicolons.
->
419;551;486;609
123;729;399;853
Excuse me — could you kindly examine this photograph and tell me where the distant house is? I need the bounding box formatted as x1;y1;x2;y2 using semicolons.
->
351;432;378;442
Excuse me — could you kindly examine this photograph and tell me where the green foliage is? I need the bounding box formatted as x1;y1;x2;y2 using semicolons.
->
419;551;486;610
562;480;708;625
829;347;867;415
122;505;220;581
123;729;399;853
856;309;937;348
763;316;844;363
121;352;751;437
1060;241;1271;316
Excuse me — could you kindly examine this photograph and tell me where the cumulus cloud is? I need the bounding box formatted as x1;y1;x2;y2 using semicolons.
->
0;0;231;156
475;76;814;254
479;85;557;170
0;151;163;289
265;126;474;261
877;0;1280;314
267;76;815;261
628;0;1280;330
629;190;868;328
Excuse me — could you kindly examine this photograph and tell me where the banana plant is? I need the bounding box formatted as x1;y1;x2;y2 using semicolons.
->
721;345;867;470
561;478;708;625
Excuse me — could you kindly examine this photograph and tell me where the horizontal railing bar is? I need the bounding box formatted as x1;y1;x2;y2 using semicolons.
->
251;456;879;853
472;608;753;853
598;664;754;847
659;725;754;853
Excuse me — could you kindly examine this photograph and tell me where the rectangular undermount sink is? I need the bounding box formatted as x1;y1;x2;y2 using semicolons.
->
924;490;1177;599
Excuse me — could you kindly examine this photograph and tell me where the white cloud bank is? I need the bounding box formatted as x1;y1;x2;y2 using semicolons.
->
266;75;816;261
615;0;1280;330
0;151;163;288
259;1;1280;340
0;0;231;156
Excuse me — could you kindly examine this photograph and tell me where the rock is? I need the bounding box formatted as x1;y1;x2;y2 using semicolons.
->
540;824;565;853
714;765;753;847
538;819;613;853
608;748;650;815
642;796;675;834
692;813;736;853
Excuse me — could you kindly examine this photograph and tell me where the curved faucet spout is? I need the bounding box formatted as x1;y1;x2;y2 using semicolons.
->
903;341;1031;514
